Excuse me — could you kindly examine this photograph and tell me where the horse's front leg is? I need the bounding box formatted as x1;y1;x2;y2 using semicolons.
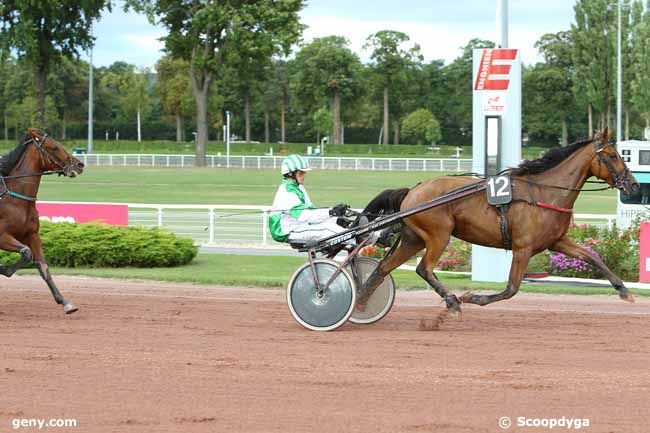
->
25;233;78;314
550;235;634;303
460;248;532;306
0;233;34;277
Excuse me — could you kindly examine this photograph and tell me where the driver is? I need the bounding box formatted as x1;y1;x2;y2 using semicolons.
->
269;154;351;245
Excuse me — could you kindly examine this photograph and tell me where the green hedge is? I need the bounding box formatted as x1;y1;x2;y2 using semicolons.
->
0;222;197;268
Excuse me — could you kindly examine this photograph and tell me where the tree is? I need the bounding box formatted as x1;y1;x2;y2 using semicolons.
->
526;31;577;145
438;38;494;145
100;65;153;142
572;0;627;135
401;108;441;145
291;36;363;144
129;0;304;165
364;30;423;145
312;106;332;145
630;1;650;132
156;55;193;142
0;0;111;125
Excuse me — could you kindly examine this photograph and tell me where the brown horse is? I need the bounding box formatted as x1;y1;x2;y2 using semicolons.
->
357;131;639;317
0;128;84;314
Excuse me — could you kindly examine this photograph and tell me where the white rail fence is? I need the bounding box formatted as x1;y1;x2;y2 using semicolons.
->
76;154;474;172
126;204;617;246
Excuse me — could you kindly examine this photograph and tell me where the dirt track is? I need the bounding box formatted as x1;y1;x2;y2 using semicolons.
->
1;276;650;433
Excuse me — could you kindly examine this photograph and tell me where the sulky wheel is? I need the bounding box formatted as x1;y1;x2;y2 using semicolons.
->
348;257;395;325
287;259;356;331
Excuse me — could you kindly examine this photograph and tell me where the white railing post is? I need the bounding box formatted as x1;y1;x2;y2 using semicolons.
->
157;207;163;227
262;210;268;245
406;159;409;171
457;159;460;172
389;159;392;171
258;156;261;169
137;155;141;167
209;208;215;244
166;155;170;167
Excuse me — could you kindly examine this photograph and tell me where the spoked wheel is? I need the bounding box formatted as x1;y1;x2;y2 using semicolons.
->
287;259;356;331
348;257;395;325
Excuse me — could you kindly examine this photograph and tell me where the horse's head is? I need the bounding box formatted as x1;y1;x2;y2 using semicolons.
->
590;129;639;195
27;128;84;177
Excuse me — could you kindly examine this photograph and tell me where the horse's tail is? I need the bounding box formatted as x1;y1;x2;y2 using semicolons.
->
362;188;410;221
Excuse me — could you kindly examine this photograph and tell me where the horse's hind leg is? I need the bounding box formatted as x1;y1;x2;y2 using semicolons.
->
460;248;532;306
356;226;424;309
415;234;462;316
26;233;78;314
550;236;634;303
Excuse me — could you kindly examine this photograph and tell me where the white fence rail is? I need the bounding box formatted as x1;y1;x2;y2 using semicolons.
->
125;203;617;246
76;153;474;172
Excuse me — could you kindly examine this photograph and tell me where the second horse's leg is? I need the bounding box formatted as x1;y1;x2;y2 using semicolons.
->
26;233;78;314
0;234;34;277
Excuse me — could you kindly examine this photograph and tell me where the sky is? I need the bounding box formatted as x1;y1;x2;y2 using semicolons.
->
92;0;578;70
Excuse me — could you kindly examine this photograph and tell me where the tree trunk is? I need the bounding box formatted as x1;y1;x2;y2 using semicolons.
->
264;110;269;143
599;111;605;133
393;120;400;145
588;104;593;137
561;118;568;146
34;62;49;126
606;106;612;131
176;114;183;142
331;90;341;144
245;93;251;142
137;108;142;142
190;54;212;167
280;91;286;143
383;85;389;145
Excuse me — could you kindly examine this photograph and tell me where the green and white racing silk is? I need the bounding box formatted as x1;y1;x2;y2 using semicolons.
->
269;179;329;242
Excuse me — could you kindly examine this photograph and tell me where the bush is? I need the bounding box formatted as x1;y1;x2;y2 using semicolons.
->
437;239;471;272
0;221;197;268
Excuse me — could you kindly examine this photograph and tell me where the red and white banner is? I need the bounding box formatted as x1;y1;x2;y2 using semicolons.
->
36;202;129;226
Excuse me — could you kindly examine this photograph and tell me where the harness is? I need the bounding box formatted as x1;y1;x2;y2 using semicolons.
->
489;139;628;250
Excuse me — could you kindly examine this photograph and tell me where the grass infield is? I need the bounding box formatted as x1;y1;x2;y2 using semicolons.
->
37;166;618;214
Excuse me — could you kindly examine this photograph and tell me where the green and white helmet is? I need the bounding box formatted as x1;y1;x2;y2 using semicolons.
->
281;154;312;175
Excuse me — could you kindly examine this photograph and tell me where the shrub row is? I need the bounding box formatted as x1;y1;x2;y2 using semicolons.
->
0;221;197;268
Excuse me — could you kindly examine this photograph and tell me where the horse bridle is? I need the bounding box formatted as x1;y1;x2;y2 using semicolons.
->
594;139;630;191
24;132;76;177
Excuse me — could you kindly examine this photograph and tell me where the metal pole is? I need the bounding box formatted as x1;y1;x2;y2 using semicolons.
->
617;0;623;143
87;24;94;153
226;110;231;168
496;0;508;48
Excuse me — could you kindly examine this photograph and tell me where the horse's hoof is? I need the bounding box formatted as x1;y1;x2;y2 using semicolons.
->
447;308;462;321
620;292;635;303
63;303;78;314
355;301;367;313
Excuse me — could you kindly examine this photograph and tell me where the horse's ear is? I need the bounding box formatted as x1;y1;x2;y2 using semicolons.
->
602;127;611;143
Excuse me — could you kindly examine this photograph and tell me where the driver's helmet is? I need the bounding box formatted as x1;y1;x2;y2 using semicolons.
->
281;154;312;175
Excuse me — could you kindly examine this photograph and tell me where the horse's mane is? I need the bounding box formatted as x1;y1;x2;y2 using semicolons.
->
510;137;594;176
0;134;30;176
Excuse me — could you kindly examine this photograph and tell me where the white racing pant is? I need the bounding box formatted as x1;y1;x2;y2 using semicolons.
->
287;216;349;245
